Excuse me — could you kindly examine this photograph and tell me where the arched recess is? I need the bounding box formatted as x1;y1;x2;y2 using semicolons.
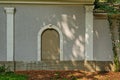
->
38;24;63;61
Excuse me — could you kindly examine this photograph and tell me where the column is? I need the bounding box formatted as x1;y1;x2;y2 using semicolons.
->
85;6;94;60
4;7;15;61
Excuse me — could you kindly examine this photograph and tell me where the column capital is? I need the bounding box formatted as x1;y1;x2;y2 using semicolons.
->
85;5;94;12
4;7;15;14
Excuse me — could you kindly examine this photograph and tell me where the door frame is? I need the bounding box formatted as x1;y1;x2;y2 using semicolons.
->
37;24;63;61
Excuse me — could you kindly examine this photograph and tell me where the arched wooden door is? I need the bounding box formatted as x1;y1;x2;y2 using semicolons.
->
41;29;60;61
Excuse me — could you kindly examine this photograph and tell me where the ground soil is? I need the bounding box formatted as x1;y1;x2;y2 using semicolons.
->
16;70;120;80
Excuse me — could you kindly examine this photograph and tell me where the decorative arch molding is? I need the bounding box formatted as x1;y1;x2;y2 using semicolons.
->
37;24;63;61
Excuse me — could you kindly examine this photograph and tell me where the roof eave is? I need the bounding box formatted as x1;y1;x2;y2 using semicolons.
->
0;0;95;5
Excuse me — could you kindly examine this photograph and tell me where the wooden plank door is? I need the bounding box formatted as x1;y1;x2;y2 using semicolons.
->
41;29;60;61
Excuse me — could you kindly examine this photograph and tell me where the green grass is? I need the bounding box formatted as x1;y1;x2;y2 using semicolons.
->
0;72;28;80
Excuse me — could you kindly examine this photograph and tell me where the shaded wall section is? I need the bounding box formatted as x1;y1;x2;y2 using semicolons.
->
93;19;113;61
0;7;6;61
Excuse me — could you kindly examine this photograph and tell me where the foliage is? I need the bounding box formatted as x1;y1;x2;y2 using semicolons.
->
0;73;28;80
94;0;120;14
0;65;28;80
113;42;120;71
107;0;120;3
108;15;120;71
0;64;10;73
94;0;120;72
99;5;119;14
0;65;6;73
94;0;101;9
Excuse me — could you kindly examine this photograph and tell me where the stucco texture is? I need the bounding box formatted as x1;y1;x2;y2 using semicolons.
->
93;19;113;61
0;7;6;61
0;5;113;61
13;5;85;61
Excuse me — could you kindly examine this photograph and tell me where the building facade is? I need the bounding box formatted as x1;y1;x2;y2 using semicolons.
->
0;0;114;71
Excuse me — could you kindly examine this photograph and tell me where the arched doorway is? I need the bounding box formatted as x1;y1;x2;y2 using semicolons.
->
37;24;63;61
41;29;60;61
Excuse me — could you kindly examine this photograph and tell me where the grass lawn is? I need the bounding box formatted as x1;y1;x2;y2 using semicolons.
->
0;72;28;80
